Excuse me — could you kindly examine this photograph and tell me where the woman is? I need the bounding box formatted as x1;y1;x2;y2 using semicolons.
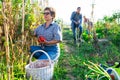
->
30;7;62;61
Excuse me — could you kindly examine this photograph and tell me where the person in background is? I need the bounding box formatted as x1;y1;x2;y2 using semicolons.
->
30;7;62;61
83;15;88;30
87;19;93;38
70;7;83;44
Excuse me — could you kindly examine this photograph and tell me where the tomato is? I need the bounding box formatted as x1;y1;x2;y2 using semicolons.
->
38;36;46;42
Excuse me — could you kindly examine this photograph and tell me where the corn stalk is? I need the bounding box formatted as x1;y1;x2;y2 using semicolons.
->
21;0;25;70
2;0;11;80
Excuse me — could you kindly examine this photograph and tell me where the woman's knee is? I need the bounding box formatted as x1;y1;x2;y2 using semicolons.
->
38;51;59;61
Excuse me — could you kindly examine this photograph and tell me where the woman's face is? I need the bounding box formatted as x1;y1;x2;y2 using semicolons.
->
43;10;53;21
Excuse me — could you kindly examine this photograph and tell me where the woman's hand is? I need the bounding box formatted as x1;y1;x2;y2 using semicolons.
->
38;36;45;42
38;36;61;45
37;36;48;44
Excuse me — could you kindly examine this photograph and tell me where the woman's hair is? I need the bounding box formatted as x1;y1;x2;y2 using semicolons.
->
44;7;56;19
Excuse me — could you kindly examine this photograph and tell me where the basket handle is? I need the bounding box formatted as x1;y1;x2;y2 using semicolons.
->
30;50;52;65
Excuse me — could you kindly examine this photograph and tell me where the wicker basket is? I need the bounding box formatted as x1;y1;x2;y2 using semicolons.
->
25;50;54;80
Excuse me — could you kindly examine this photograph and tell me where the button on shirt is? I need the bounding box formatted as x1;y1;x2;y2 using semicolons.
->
34;22;62;46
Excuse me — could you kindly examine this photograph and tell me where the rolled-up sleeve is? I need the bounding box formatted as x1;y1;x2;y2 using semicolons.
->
53;25;62;41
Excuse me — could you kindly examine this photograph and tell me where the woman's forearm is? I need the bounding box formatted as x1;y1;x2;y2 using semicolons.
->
46;40;61;45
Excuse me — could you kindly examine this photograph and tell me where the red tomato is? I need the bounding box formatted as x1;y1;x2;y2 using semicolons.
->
38;36;45;42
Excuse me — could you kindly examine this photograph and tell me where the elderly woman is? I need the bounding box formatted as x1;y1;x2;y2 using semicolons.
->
30;7;62;61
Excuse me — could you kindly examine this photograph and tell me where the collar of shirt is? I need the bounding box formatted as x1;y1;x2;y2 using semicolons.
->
42;21;55;29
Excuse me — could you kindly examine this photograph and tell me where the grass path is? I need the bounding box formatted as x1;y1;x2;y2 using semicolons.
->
53;27;85;80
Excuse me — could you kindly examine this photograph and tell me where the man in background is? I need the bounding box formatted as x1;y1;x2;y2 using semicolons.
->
70;7;82;44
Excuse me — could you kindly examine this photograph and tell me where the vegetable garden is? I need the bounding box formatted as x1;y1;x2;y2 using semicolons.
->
0;0;120;80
